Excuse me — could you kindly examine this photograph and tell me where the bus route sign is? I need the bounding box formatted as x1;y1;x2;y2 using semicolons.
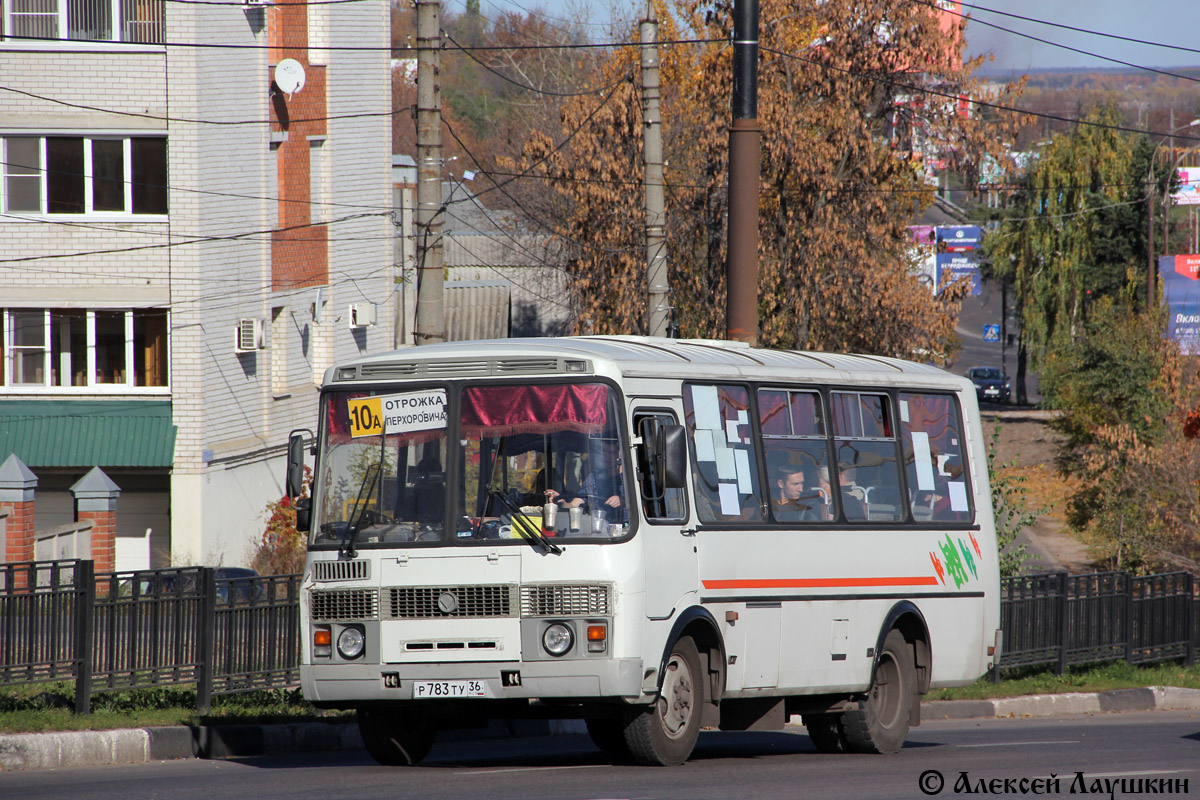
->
347;390;447;438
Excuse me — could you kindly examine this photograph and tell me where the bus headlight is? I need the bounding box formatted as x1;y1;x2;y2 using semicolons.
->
542;623;573;657
337;626;366;660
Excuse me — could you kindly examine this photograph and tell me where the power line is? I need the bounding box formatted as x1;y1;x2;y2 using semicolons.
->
0;211;389;264
911;0;1200;85
444;32;622;97
761;45;1200;144
0;83;404;126
928;0;1200;56
443;116;644;258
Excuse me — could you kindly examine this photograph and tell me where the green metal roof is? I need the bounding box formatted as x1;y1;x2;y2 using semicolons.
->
0;401;175;468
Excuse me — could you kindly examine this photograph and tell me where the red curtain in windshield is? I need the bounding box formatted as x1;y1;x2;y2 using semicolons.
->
461;384;608;437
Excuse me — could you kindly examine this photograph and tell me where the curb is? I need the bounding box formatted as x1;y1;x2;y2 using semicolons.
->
922;685;1200;721
0;717;586;772
3;687;1199;772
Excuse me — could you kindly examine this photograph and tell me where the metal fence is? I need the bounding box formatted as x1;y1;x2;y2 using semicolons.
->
996;571;1197;676
0;560;299;713
2;561;1199;713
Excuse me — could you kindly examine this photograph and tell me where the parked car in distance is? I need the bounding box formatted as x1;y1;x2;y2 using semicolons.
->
119;566;264;603
215;567;265;603
966;366;1010;403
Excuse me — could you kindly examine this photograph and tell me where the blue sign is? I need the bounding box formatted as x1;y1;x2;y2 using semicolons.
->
937;225;983;252
936;253;982;296
982;324;1000;342
1161;255;1200;355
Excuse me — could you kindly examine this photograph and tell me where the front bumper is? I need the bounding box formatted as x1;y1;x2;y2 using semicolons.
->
302;657;644;703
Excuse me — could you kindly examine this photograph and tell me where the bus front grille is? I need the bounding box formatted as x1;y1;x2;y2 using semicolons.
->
313;559;370;582
520;584;611;617
310;588;379;621
385;585;518;618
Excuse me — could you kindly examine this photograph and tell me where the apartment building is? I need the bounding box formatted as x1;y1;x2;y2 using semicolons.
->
0;0;394;566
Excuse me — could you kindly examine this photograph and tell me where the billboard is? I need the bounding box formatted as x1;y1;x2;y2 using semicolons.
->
937;252;981;296
1160;254;1200;355
1172;168;1200;206
936;225;983;252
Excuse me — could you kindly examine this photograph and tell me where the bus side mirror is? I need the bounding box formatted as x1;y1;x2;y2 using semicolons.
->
286;432;306;498
659;425;687;489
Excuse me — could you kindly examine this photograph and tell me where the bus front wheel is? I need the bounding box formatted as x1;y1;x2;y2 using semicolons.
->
842;629;914;754
357;706;436;766
803;712;851;753
624;635;704;766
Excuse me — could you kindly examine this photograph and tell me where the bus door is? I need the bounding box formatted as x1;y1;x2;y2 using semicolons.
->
631;404;697;619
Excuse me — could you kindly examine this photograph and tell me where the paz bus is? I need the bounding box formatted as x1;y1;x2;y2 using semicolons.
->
283;336;1000;766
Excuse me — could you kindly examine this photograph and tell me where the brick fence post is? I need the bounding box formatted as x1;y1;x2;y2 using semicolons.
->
0;454;38;576
72;467;121;575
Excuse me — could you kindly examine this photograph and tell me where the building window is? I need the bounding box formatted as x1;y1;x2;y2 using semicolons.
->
1;308;168;391
1;136;167;216
2;0;164;43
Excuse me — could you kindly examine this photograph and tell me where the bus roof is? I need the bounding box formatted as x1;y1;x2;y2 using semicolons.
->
329;336;967;390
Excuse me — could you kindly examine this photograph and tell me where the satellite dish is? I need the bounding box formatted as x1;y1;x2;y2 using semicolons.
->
275;59;306;97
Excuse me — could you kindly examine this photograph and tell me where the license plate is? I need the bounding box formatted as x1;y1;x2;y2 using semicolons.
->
411;679;487;699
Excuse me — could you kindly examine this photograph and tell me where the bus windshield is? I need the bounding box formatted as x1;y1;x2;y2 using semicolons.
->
311;382;628;548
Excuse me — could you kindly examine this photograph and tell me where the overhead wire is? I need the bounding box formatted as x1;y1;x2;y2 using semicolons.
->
924;0;1200;56
905;0;1200;84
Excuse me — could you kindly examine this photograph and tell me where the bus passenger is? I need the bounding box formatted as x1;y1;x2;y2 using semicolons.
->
773;464;821;522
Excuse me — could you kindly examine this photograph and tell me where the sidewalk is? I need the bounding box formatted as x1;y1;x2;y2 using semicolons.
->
3;687;1199;772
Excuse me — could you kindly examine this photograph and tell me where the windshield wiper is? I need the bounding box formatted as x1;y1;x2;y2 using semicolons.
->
341;463;381;559
489;490;562;555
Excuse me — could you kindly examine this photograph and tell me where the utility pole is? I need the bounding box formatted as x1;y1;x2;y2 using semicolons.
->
414;0;445;346
1148;164;1157;307
726;0;760;345
641;4;668;338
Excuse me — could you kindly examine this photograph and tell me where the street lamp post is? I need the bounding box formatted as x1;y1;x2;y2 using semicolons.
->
1149;118;1200;304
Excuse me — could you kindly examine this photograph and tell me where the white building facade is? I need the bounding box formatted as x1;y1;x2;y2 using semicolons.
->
0;0;394;566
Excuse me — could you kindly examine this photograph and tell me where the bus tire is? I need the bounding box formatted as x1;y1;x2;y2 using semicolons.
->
356;707;436;766
803;712;851;754
585;717;630;760
624;635;704;766
843;629;914;754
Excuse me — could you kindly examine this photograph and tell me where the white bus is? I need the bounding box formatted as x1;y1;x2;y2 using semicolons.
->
285;336;1000;766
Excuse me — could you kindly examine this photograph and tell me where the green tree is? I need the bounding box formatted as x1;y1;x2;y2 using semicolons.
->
986;427;1036;578
987;105;1177;401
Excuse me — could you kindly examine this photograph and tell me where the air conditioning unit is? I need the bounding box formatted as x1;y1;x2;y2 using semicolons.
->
348;303;376;329
234;318;264;353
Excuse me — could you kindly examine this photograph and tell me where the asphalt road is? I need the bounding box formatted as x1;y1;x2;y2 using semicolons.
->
4;712;1197;800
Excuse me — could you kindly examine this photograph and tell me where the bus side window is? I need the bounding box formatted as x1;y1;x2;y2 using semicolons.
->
758;388;834;524
634;412;686;522
682;384;764;523
898;392;973;523
831;392;904;523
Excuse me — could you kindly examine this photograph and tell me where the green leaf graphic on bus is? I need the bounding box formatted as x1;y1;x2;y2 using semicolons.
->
937;535;970;588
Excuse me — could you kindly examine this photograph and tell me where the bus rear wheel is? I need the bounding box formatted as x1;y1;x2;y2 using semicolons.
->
624;635;704;766
843;629;914;754
357;706;436;766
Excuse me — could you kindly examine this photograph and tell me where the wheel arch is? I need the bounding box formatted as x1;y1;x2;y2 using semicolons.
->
872;601;931;694
657;605;726;723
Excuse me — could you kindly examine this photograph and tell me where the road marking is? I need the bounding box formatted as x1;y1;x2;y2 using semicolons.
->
958;740;1077;748
457;765;612;776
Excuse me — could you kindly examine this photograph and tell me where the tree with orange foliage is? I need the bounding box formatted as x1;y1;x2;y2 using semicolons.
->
252;467;310;576
516;0;1024;359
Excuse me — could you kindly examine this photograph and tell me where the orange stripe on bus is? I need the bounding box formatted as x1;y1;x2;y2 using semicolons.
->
702;576;941;589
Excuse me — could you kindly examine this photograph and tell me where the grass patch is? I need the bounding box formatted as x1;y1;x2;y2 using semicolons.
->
0;684;350;734
927;660;1200;701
